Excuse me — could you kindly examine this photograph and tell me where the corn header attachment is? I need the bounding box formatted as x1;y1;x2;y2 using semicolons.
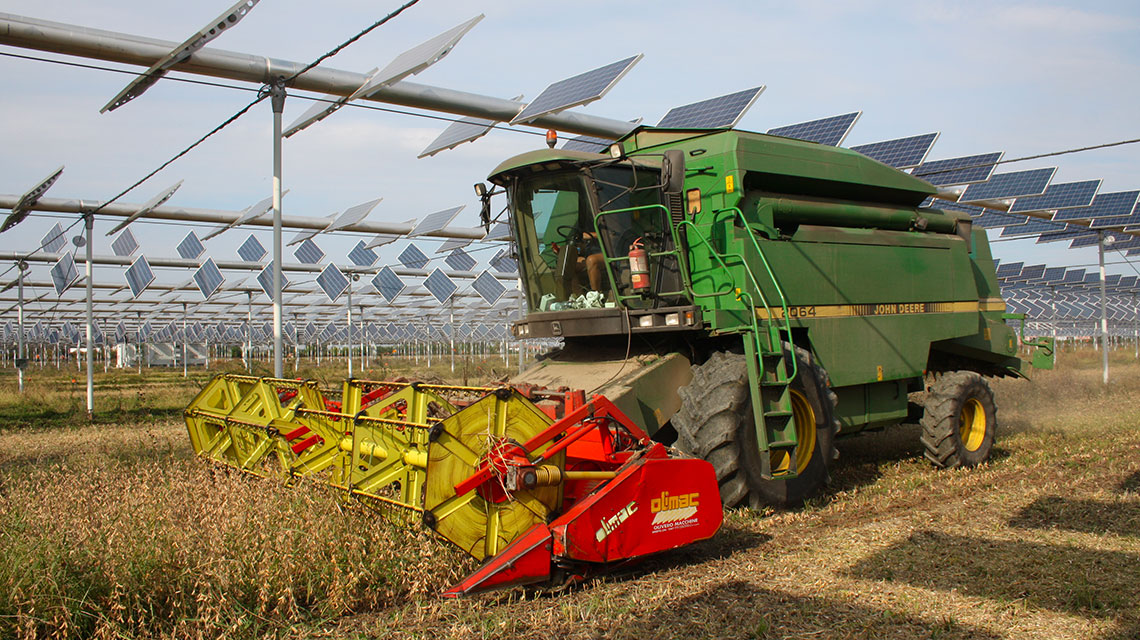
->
185;374;723;596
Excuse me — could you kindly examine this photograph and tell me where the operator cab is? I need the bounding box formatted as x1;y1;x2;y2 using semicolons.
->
487;150;687;318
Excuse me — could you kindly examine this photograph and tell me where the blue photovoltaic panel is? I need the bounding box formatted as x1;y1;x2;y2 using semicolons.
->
1037;227;1095;244
1042;267;1067;282
256;262;288;299
999;218;1067;237
484;222;512;241
423;268;457;304
1107;237;1140;252
562;134;613;153
1009;179;1101;213
912;152;1003;186
995;261;1024;278
656;87;765;129
849;133;938;169
767;112;860;147
293;238;325;264
193;258;224;299
1053;190;1140;222
316;264;349;302
111;228;139;257
445;247;476;272
1019;264;1046;280
411;206;463;237
41;223;66;254
124;256;154;298
435;238;472;254
398;244;430;269
924;198;987;216
971;212;1027;229
372;266;405;303
50;253;78;295
512;55;642;124
490;248;517;273
347;240;378;267
959;167;1056;203
237;234;266;262
176;231;205;260
327;199;381;232
419;116;495;158
472;270;506;305
1090;199;1140;229
1070;234;1101;248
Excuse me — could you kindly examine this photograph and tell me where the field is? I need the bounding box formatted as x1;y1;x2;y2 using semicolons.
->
0;349;1137;639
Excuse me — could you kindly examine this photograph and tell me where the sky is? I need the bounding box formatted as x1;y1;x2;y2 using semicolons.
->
0;0;1138;310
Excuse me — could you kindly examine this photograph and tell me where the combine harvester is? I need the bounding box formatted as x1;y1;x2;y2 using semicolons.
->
186;125;1053;595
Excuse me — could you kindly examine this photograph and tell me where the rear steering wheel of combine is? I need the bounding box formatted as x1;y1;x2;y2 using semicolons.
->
673;347;838;509
920;371;997;468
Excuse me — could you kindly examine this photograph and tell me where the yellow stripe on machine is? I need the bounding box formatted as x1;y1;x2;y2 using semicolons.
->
755;298;1007;320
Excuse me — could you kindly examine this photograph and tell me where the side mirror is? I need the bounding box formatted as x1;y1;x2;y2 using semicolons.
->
662;149;685;194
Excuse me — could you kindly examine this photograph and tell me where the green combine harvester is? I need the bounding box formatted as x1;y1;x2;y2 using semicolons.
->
481;125;1054;508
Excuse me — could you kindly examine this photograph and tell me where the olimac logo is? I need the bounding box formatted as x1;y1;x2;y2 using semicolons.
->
595;501;637;542
650;491;699;526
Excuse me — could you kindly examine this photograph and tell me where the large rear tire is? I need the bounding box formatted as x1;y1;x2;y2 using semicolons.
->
920;371;996;468
673;347;838;509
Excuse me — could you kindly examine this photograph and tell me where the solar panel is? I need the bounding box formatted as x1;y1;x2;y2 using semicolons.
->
1106;237;1140;252
362;14;484;100
561;134;614;153
1042;267;1067;282
237;234;266;262
111;228;139;257
511;55;642;124
995;262;1024;278
50;252;79;295
328;198;381;232
489;248;517;273
41;223;66;254
176;231;205;260
423;268;458;304
1089;198;1140;229
959;167;1056;203
411;206;463;237
106;180;183;235
398;244;430;269
1008;179;1101;213
912;152;1003;186
372;266;406;303
656;87;765;129
193;258;224;300
971;212;1027;229
999;218;1067;237
1053;190;1140;223
484;222;512;241
767;111;861;147
347;240;378;267
472;270;507;305
294;238;325;264
419;115;496;158
256;262;288;299
1019;264;1047;280
925;198;988;216
1036;227;1096;243
435;238;473;254
124;256;154;298
848;133;939;169
444;247;476;272
316;264;350;302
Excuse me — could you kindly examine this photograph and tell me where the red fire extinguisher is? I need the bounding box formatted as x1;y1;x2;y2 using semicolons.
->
629;238;649;292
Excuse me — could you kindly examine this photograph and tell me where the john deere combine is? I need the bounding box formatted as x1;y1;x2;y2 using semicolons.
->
185;125;1051;595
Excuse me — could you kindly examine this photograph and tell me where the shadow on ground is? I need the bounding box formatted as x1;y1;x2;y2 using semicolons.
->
1010;496;1140;538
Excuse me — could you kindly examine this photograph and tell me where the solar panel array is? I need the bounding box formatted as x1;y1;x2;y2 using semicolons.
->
1009;179;1101;213
767;112;860;147
1053;191;1140;223
511;55;642;124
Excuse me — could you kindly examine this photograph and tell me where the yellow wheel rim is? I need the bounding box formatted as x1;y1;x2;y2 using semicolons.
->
770;389;817;476
959;397;987;452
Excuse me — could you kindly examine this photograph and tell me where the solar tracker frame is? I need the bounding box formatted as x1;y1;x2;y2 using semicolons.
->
193;258;224;300
1008;179;1101;213
511;55;642;124
124;256;154;298
316;264;350;302
237;234;267;262
410;206;463;237
176;231;205;260
959;167;1056;203
444;247;476;272
50;252;79;296
848;132;939;169
767;111;861;147
41;223;66;254
912;152;1003;186
472;270;506;305
423;268;458;304
293;238;325;264
372;266;406;303
111;228;139;257
347;240;378;267
398;243;430;270
656;87;765;129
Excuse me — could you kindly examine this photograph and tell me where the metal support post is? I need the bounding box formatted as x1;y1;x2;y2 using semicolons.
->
1098;232;1109;384
270;77;285;378
346;279;354;378
84;212;94;418
182;301;188;378
16;261;25;393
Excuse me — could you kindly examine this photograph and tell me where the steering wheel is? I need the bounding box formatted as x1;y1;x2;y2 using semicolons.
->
554;224;581;244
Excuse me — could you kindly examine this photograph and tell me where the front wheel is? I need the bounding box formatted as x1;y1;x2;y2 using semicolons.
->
920;371;997;468
673;347;838;509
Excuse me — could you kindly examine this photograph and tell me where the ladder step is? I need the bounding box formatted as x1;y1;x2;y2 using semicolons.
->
768;440;797;448
764;410;793;419
760;380;789;387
